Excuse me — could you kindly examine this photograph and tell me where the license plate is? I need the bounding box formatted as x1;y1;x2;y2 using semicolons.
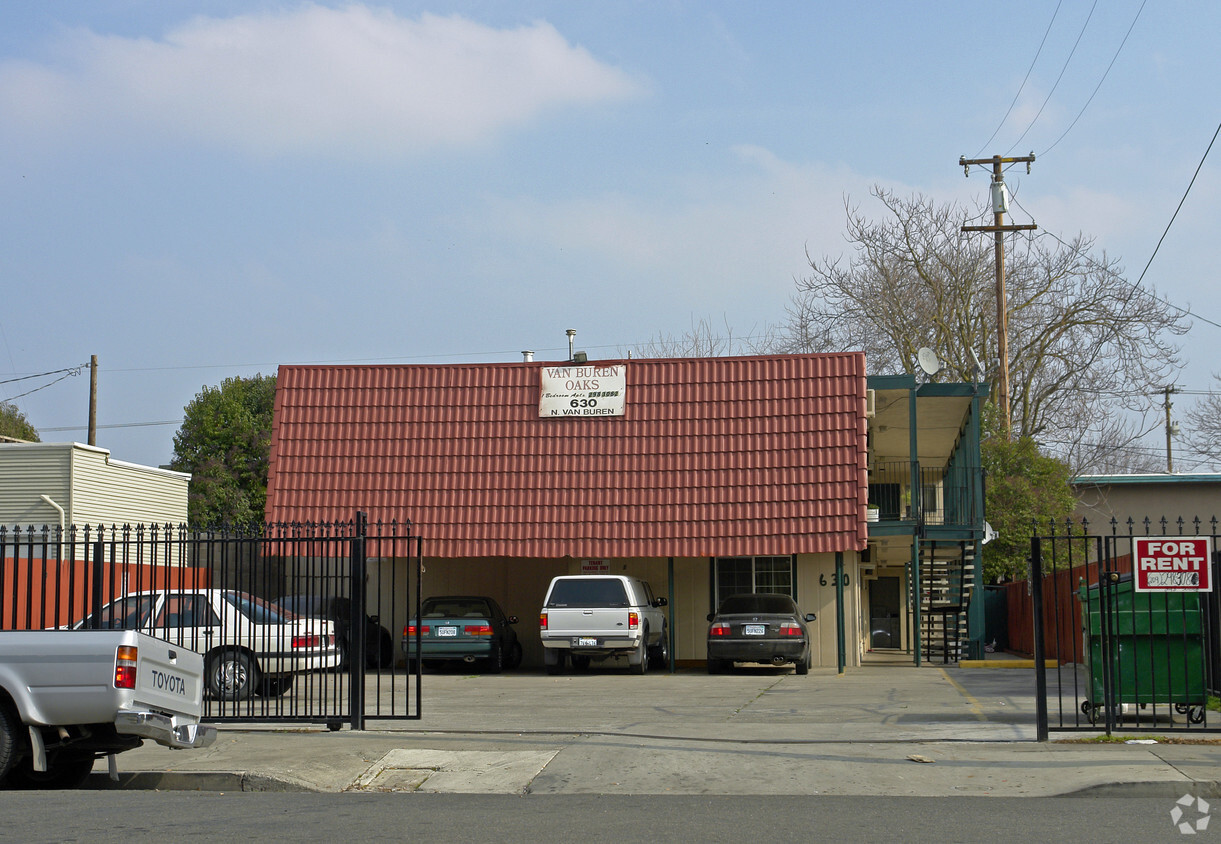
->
574;637;598;647
744;624;766;636
437;626;458;637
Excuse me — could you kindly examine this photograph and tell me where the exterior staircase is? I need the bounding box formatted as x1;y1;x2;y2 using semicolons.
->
919;540;976;663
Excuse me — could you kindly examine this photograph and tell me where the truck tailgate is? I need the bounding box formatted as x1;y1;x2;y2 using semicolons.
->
130;633;205;720
544;608;630;638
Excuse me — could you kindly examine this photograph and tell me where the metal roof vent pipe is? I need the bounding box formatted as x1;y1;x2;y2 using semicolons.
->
566;329;576;361
522;350;534;362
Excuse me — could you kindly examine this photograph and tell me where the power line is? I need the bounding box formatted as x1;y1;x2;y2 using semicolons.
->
1009;192;1221;331
40;420;179;433
972;0;1064;159
1005;0;1099;156
1039;0;1147;157
1131;118;1221;291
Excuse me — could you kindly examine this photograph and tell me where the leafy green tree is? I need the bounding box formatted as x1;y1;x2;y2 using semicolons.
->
0;401;39;442
981;430;1077;582
170;374;276;528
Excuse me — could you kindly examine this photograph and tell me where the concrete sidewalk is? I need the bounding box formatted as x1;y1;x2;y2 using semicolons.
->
88;664;1221;797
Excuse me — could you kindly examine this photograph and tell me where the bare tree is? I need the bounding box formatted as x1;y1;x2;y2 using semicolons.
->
782;187;1190;471
1180;378;1221;470
626;315;779;359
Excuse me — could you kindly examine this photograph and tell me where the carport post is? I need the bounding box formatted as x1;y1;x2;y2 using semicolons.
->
835;551;845;673
667;557;675;674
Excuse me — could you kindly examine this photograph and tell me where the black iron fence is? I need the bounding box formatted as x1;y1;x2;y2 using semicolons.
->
0;514;421;728
1031;518;1220;738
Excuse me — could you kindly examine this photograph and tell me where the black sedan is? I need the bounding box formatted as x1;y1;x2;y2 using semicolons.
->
272;595;395;669
706;593;815;675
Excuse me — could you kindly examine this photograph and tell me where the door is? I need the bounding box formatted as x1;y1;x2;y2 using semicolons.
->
869;577;901;649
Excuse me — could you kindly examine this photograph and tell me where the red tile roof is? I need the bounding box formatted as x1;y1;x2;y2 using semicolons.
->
265;353;868;558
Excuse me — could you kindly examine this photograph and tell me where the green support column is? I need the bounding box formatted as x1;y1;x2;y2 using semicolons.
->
835;551;845;673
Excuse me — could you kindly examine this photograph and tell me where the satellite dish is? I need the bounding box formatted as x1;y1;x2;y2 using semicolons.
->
916;347;942;376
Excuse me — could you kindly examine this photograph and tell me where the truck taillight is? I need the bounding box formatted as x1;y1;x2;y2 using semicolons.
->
539;612;548;630
114;645;137;689
628;611;639;630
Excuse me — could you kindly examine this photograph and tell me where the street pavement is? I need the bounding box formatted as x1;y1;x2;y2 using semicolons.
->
88;661;1221;798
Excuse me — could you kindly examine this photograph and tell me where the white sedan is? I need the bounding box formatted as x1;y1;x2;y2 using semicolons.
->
74;590;341;701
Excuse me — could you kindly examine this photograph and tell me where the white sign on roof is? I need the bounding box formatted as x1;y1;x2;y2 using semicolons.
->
539;364;627;418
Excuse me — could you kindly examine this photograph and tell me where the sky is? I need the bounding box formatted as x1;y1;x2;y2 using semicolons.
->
2;1;1219;472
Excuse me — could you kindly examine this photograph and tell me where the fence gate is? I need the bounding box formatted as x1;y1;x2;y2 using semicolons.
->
1;512;423;729
1031;520;1220;738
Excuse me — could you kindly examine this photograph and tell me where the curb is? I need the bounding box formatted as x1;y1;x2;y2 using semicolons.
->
84;771;314;793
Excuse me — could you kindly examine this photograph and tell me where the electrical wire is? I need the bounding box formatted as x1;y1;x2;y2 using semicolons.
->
1009;192;1221;331
972;0;1063;159
2;366;85;403
1039;0;1146;157
1131;118;1221;291
1004;0;1099;157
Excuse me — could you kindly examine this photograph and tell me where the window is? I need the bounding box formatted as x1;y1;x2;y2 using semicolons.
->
714;555;795;608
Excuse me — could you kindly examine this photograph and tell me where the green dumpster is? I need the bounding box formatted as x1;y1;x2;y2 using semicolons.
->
1078;573;1207;725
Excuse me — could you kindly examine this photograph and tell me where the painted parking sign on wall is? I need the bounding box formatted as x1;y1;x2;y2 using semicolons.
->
1133;537;1213;592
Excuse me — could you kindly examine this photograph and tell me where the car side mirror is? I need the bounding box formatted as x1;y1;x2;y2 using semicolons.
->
507;615;519;624
653;597;668;608
805;613;816;622
706;612;715;622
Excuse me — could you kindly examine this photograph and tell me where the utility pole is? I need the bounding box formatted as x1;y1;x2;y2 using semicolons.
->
88;355;97;446
960;154;1037;438
1163;385;1180;473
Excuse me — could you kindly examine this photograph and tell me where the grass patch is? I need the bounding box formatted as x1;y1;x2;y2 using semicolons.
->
1208;695;1220;712
1062;734;1221;745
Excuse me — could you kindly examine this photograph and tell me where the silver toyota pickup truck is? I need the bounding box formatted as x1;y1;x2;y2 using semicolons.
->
538;575;669;675
0;629;217;788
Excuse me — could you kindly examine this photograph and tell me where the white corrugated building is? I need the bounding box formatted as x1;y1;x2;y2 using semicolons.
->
0;442;189;531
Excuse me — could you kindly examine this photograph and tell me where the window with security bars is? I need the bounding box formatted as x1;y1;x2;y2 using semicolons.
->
714;555;795;608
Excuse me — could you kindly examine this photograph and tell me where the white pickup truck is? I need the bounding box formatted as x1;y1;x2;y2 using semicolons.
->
539;575;669;674
0;630;217;789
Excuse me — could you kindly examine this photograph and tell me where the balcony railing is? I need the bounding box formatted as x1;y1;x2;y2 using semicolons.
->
868;461;981;528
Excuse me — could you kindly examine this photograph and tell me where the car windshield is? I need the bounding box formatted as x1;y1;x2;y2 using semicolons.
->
546;579;629;608
421;598;491;618
717;594;796;616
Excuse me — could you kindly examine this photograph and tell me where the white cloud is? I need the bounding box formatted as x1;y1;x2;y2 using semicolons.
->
0;5;643;159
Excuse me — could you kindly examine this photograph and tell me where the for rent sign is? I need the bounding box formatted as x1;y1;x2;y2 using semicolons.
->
539;364;627;418
1133;537;1213;592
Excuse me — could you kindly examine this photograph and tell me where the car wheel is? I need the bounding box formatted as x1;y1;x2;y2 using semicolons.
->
795;651;810;676
258;675;295;697
486;643;504;674
630;636;649;675
706;657;721;674
506;641;523;670
208;650;259;702
4;752;95;790
648;626;669;669
0;703;18;783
